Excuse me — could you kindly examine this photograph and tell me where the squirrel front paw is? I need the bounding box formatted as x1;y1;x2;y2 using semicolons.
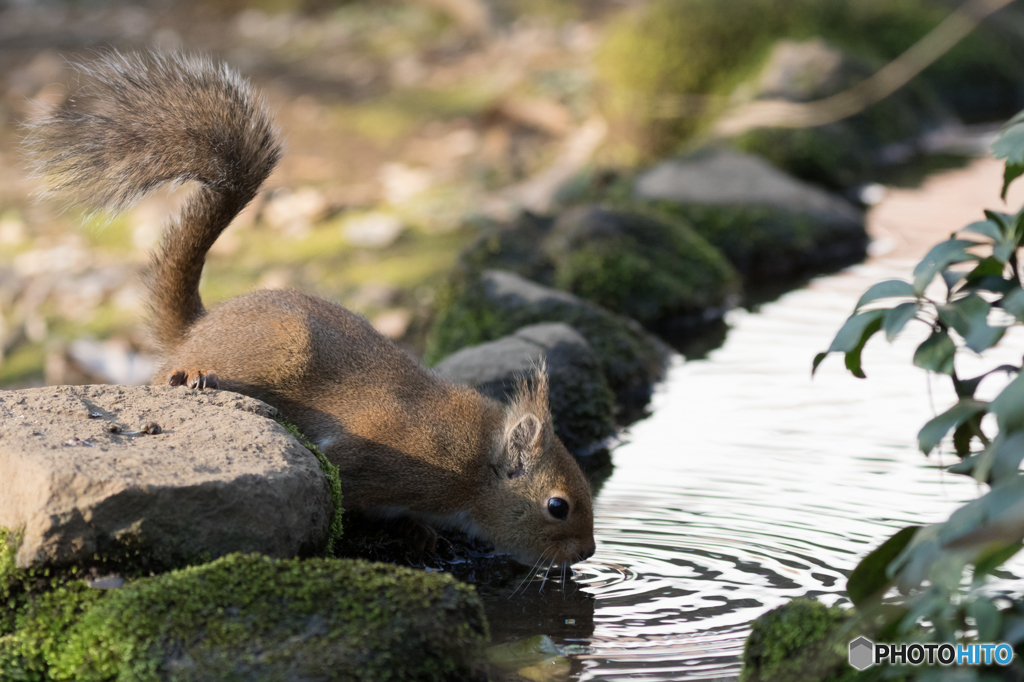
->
168;368;220;390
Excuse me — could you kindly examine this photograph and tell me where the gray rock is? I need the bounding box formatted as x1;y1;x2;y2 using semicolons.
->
435;323;616;454
426;268;669;418
633;148;868;281
0;385;332;569
635;148;862;224
459;206;739;329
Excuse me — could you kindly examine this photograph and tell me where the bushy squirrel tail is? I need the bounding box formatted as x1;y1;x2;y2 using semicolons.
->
26;52;282;351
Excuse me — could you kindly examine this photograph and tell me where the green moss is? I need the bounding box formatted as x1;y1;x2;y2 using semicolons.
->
1;581;103;681
275;418;344;557
733;125;875;191
741;598;856;682
651;201;866;284
425;266;667;411
5;554;487;682
546;207;739;327
458;207;738;330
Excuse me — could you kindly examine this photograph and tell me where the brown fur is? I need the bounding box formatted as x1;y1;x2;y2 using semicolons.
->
27;52;595;566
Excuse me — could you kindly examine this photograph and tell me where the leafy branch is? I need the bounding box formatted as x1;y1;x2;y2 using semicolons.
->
816;111;1024;664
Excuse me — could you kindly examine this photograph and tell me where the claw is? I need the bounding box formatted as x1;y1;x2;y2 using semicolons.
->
168;369;220;390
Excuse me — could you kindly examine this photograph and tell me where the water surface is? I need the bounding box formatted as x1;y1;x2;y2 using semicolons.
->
485;257;1024;681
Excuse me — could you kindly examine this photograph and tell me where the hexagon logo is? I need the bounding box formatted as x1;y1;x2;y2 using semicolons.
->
849;637;874;670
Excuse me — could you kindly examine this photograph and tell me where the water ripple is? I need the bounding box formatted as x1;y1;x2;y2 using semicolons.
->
484;260;1024;680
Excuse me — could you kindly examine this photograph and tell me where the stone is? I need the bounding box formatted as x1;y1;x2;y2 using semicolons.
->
459;207;739;330
426;268;669;415
1;552;489;681
634;149;868;281
262;187;329;237
741;598;855;682
434;323;616;454
636;148;861;221
343;211;405;248
0;385;332;569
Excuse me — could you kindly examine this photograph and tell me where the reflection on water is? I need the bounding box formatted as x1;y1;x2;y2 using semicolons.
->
484;258;1024;681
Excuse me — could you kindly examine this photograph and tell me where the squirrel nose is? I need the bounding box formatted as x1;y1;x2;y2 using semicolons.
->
579;544;595;561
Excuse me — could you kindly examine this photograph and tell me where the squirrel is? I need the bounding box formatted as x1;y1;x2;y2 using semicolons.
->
27;52;595;568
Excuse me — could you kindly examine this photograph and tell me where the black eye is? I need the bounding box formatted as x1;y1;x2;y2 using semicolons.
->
547;497;569;520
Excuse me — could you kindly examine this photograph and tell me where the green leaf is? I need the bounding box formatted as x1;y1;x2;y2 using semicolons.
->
994;127;1024;164
973;541;1023;580
942;477;1024;550
961;220;1004;243
991;432;1024;482
941;269;965;291
954;365;1020;399
967;597;1002;642
912;240;978;294
918;399;988;455
883;302;917;342
854;280;915;311
993;116;1024;199
1001;287;1024;321
948;454;979;476
1004;163;1024;200
847;526;919;608
952;416;983;458
984;209;1015;233
937;294;1006;353
964;257;1006;285
990;373;1024;435
812;309;885;376
844;317;883;379
913;331;956;375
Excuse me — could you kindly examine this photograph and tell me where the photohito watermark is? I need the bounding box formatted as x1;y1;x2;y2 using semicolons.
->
848;637;1014;670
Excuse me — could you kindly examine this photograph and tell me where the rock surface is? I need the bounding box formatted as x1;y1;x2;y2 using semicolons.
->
427;268;669;413
635;148;862;223
460;206;739;329
635;149;868;282
2;553;489;682
0;385;332;569
434;323;616;454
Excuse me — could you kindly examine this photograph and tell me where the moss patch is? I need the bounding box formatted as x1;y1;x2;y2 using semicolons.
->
275;418;344;557
741;598;856;682
4;553;488;682
459;207;739;331
650;201;867;285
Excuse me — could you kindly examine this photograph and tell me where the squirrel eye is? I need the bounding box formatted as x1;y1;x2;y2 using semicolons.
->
547;497;569;520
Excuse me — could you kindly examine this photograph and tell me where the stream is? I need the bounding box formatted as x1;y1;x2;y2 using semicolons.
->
482;157;1024;680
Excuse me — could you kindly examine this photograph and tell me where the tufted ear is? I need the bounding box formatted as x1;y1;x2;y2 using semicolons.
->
501;413;542;479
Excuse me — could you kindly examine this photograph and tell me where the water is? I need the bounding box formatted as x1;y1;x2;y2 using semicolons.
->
483;257;1024;681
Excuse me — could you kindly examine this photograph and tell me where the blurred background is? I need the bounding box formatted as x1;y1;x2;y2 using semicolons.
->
0;0;1022;389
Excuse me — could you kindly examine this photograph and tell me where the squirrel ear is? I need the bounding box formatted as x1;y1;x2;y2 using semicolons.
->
503;413;542;479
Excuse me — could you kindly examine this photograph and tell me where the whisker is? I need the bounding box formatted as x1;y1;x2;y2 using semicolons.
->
509;550;547;599
539;557;554;593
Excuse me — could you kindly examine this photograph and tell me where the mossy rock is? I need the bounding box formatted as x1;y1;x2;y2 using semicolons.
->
434;323;617;454
460;206;739;331
741;598;857;682
425;267;668;415
632;149;868;284
656;201;867;284
2;552;489;681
